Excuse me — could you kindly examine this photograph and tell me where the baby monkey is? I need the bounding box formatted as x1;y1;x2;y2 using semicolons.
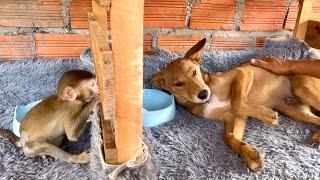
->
0;70;99;164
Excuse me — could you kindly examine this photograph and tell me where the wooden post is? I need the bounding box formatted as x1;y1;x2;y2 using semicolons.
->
111;0;144;163
88;0;117;163
89;0;144;164
293;0;313;40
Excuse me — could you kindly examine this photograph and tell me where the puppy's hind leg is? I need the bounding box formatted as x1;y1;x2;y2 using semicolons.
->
25;141;90;164
290;75;320;111
224;116;264;171
276;102;320;144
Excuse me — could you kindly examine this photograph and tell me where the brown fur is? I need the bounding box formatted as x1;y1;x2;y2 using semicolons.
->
0;70;99;164
151;39;320;171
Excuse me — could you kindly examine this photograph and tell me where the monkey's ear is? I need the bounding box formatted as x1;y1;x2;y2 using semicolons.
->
150;71;165;89
62;86;77;101
184;38;206;64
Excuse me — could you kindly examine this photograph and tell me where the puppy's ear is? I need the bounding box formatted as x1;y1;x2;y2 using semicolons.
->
184;38;206;63
150;71;165;89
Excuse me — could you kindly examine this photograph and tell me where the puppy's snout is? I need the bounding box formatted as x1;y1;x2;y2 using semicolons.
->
197;89;208;100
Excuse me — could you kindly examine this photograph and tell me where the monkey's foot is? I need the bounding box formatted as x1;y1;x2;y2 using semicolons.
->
73;150;90;164
41;155;54;161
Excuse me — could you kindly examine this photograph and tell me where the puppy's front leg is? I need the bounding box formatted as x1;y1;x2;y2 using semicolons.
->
224;116;264;171
230;68;279;125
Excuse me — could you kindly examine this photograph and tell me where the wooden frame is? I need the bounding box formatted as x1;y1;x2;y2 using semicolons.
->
294;0;320;50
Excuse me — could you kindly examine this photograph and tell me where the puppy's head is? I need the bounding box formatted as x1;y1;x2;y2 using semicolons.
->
150;38;211;103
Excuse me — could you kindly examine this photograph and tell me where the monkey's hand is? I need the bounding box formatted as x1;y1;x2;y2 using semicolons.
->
68;136;78;142
91;95;100;106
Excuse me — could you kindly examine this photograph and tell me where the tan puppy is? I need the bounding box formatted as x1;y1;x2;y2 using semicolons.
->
151;39;320;171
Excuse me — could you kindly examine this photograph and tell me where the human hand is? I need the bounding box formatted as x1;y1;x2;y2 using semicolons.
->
250;57;292;75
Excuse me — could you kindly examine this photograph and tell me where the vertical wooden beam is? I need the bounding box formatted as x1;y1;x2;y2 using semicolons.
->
94;0;111;7
111;0;144;163
293;0;313;40
91;0;108;45
89;0;117;164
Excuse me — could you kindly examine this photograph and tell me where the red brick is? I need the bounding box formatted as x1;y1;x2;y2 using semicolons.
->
255;37;266;48
158;35;204;52
284;0;299;30
210;37;253;51
35;34;90;58
70;0;110;29
190;0;236;30
144;0;186;28
144;35;153;53
0;0;63;28
0;35;34;60
241;0;287;31
311;0;320;21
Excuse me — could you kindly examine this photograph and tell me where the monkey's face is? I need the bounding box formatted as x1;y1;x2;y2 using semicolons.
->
76;78;99;103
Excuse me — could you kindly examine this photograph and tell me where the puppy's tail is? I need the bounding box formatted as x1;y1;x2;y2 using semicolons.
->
0;129;21;147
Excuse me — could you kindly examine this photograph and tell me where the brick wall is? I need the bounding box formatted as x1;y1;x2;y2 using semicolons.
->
0;0;319;60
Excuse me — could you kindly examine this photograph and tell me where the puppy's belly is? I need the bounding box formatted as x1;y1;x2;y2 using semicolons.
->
203;96;230;119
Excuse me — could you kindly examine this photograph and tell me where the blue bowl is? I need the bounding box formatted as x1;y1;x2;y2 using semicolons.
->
143;89;176;127
13;100;42;137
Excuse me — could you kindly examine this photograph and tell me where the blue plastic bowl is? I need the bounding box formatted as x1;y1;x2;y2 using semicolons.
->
13;100;42;137
143;89;175;127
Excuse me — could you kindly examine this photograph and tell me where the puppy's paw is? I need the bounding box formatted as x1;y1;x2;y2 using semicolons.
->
241;144;264;171
263;111;279;126
311;131;320;145
270;111;280;125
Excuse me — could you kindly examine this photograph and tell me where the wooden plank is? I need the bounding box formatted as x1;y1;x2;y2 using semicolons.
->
92;0;109;46
94;0;110;7
293;0;313;40
305;20;320;49
88;13;117;164
111;0;144;163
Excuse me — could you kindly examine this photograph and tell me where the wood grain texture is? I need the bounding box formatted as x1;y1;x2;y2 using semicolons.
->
293;0;313;40
89;0;117;163
305;20;320;49
111;0;144;163
311;0;320;21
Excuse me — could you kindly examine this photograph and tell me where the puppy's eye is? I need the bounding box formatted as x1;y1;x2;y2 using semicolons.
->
174;81;185;87
193;70;197;76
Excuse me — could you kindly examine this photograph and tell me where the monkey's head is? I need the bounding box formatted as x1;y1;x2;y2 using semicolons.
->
57;70;99;103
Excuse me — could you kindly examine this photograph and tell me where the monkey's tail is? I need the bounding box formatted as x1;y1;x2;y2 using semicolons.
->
0;129;21;147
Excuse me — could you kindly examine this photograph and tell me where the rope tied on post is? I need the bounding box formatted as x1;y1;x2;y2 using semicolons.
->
107;136;150;179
